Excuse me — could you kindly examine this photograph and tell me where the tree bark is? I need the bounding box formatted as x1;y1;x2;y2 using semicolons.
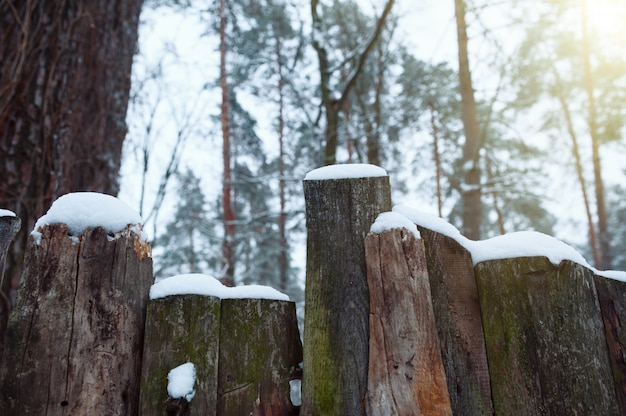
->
0;215;20;289
475;257;618;415
418;227;493;415
140;295;222;416
0;0;143;339
454;0;482;240
301;175;391;415
364;228;451;415
0;224;152;415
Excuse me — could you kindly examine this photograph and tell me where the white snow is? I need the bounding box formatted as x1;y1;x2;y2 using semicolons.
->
31;192;144;243
289;379;302;406
149;273;290;301
167;362;196;401
370;212;420;239
304;164;387;180
0;209;16;217
393;204;626;282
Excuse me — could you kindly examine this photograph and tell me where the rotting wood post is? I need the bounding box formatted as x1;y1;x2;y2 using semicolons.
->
0;213;20;288
418;227;493;415
475;257;618;415
593;275;626;413
301;173;391;415
216;298;302;415
140;295;221;416
0;224;153;415
364;228;451;415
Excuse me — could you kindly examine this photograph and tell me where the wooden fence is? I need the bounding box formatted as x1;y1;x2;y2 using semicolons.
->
1;166;626;415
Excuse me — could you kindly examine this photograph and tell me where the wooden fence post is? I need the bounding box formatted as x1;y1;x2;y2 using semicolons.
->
0;224;152;415
418;227;493;415
593;275;626;413
364;228;451;415
0;212;20;288
140;295;222;416
217;298;302;415
475;257;618;415
140;281;302;416
301;168;391;416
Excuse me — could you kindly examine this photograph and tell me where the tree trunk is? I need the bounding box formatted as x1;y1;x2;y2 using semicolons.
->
454;0;482;240
219;0;236;285
475;257;618;415
418;227;493;415
276;37;288;292
216;298;302;415
0;224;152;415
364;228;451;415
0;0;143;341
301;174;391;415
0;215;20;289
140;295;222;416
581;0;611;269
594;275;626;413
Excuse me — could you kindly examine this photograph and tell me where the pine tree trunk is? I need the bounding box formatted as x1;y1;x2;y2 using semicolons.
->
0;224;152;415
0;215;20;289
418;227;493;415
0;0;143;343
454;0;482;240
301;175;391;415
475;257;618;415
581;0;611;269
219;0;236;285
364;228;451;415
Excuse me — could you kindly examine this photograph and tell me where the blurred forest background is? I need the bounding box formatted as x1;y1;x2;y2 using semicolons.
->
2;0;626;330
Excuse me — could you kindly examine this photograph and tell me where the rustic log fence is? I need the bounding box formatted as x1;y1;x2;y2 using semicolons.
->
1;166;626;415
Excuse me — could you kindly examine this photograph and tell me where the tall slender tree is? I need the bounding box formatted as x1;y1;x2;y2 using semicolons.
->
454;0;482;240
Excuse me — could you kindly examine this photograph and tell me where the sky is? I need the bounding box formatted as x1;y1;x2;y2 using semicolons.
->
118;0;625;275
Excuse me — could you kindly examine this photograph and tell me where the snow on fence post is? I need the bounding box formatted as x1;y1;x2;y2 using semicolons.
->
301;164;391;416
475;257;618;415
0;210;20;288
0;193;152;415
140;274;302;416
364;223;452;415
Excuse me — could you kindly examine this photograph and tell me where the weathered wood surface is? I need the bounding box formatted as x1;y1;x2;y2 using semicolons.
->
417;227;493;415
364;228;451;415
594;275;626;413
0;224;153;415
475;257;618;415
140;295;221;416
217;298;302;415
301;176;391;415
0;214;20;288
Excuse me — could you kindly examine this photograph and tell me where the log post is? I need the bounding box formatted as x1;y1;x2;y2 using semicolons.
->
0;224;152;415
217;298;302;415
593;275;626;413
0;212;20;288
364;228;451;415
140;295;222;416
301;171;391;415
418;227;493;415
475;257;618;414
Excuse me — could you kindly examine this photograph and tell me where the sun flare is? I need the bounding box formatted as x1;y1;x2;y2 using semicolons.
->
580;0;626;42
